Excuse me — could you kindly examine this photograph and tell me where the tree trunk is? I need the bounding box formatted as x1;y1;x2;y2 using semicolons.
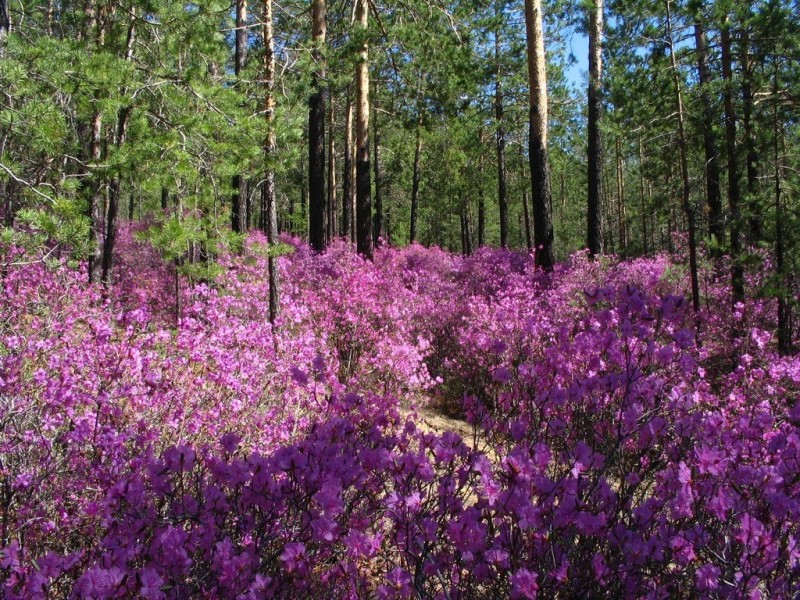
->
101;105;132;285
524;0;554;270
385;199;392;246
460;208;472;256
774;89;791;355
721;19;744;304
615;137;626;254
308;0;327;252
0;0;10;58
740;27;760;243
665;0;700;321
522;190;533;250
478;137;486;247
587;0;603;257
691;3;724;251
409;124;422;243
342;95;354;240
638;137;648;255
327;97;337;241
87;111;103;284
231;0;248;234
263;0;279;324
98;8;137;286
373;112;382;244
495;30;508;248
460;211;467;256
603;166;614;253
355;0;372;259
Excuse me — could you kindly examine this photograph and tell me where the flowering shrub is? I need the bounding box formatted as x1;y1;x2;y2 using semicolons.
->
2;227;799;597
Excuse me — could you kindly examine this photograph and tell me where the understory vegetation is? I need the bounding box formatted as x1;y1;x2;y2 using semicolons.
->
1;228;799;598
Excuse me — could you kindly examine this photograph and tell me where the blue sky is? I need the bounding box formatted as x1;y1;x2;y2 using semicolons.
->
564;31;589;89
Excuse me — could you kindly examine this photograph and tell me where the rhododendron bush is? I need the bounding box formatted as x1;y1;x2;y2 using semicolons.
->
2;228;800;598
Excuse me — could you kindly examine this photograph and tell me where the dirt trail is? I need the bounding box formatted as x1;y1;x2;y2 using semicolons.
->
401;397;498;459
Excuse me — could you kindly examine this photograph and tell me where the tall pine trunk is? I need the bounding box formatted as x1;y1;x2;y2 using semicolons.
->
495;29;508;248
721;19;744;304
231;0;247;234
101;106;132;285
87;111;103;284
373;112;382;244
327;98;337;241
342;95;354;240
587;0;603;257
740;28;760;243
523;190;533;250
478;139;485;247
355;0;372;259
773;67;791;355
691;2;724;251
308;0;327;251
665;0;700;320
615;138;626;254
638;137;649;255
409;123;422;243
263;0;279;323
101;15;136;286
524;0;554;270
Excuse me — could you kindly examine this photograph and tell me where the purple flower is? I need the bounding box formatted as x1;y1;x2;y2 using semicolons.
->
220;432;241;453
492;366;513;384
311;354;326;374
695;564;720;591
386;567;412;592
510;568;539;599
280;542;307;576
289;366;309;386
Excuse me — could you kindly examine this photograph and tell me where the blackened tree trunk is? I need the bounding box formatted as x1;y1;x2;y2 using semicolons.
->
308;0;327;252
409;124;422;243
721;19;745;303
263;0;279;324
524;0;554;270
691;1;724;251
231;0;248;234
587;0;603;258
355;0;372;259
